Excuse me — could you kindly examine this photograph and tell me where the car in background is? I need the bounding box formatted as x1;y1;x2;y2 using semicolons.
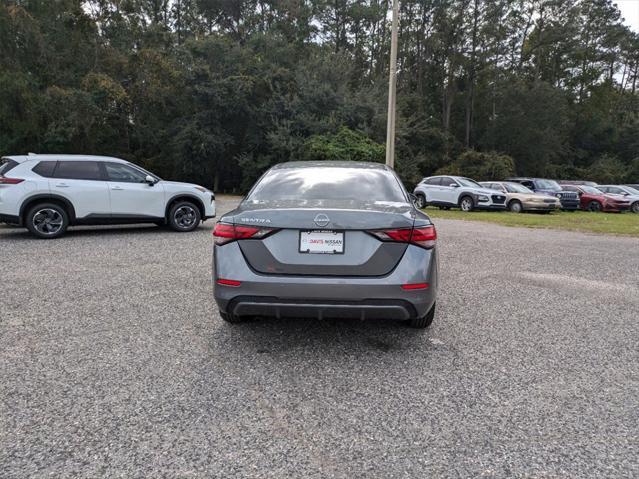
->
213;161;438;328
505;177;580;211
557;180;599;187
0;154;215;238
413;175;506;212
560;184;630;212
479;181;560;213
594;185;639;213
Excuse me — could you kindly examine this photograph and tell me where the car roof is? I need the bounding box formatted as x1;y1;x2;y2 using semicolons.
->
2;154;128;164
272;161;389;171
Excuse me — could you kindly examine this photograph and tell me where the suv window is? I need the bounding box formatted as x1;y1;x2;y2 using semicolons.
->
54;161;102;181
440;177;457;187
424;177;441;186
105;162;148;183
32;161;57;178
521;180;535;189
0;158;18;175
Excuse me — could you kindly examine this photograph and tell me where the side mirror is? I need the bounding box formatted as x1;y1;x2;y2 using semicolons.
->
145;175;156;186
577;191;583;196
450;183;459;188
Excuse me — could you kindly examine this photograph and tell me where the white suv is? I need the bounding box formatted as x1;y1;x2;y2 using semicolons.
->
0;154;215;238
413;175;507;211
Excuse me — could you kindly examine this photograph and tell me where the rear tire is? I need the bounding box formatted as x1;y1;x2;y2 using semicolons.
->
220;310;244;324
459;196;474;212
168;201;201;232
409;303;435;329
631;202;639;214
508;200;523;213
415;194;426;209
25;203;69;239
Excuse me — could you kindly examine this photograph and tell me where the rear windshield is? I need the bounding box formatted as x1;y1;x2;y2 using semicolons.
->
0;158;18;176
247;166;407;202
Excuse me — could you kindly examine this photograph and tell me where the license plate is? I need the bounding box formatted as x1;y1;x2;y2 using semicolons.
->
299;230;344;254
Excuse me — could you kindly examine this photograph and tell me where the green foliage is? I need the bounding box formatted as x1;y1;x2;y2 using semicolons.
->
587;154;629;184
0;1;638;191
436;150;516;181
301;127;385;163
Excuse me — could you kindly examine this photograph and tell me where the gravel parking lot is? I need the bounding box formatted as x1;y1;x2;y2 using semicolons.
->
1;195;638;478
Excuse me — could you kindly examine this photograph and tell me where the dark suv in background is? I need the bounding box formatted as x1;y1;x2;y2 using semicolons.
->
505;178;580;211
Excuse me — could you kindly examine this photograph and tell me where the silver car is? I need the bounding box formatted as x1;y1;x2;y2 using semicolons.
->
213;161;438;328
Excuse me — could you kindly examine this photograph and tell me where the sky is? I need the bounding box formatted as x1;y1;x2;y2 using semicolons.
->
616;0;639;32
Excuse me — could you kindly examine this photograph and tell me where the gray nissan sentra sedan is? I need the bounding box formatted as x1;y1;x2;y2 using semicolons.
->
213;161;438;328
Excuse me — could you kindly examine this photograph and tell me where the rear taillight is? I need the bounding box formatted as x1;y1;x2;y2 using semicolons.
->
0;177;24;184
213;222;277;245
368;225;437;249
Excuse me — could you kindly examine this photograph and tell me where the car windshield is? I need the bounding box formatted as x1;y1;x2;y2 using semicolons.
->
625;186;639;195
247;166;407;202
457;177;482;188
504;182;532;193
537;179;562;191
581;186;603;194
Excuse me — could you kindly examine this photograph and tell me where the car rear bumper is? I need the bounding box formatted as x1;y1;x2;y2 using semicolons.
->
213;242;438;320
227;297;418;320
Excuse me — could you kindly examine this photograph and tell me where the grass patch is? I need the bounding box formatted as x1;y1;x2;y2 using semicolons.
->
423;207;639;237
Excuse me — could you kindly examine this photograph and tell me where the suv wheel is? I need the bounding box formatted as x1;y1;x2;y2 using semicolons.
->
168;201;201;232
220;310;244;323
459;196;474;212
409;303;435;329
631;202;639;214
508;200;523;213
25;203;69;239
415;194;426;209
587;201;602;212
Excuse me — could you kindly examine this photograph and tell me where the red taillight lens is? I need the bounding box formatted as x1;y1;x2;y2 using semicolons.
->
0;177;24;185
409;226;437;249
213;222;277;245
369;225;436;249
217;278;241;287
401;283;430;290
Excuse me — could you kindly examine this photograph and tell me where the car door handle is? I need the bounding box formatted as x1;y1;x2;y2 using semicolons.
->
55;183;69;188
111;186;123;190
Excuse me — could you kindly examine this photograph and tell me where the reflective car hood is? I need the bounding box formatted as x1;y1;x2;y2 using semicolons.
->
161;180;209;191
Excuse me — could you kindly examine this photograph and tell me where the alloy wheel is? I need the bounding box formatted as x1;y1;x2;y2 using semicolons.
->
174;205;197;229
32;208;64;235
460;197;473;212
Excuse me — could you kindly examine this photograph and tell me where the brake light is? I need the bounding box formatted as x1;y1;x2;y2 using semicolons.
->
401;283;430;290
213;222;277;245
0;177;24;184
369;225;436;249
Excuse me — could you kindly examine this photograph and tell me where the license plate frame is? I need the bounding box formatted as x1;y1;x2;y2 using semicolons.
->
299;230;345;255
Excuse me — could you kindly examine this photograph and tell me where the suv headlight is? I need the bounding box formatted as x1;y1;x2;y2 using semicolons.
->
477;195;489;202
555;193;562;198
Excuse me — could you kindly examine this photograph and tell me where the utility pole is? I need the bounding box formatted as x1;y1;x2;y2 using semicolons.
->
385;0;399;168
